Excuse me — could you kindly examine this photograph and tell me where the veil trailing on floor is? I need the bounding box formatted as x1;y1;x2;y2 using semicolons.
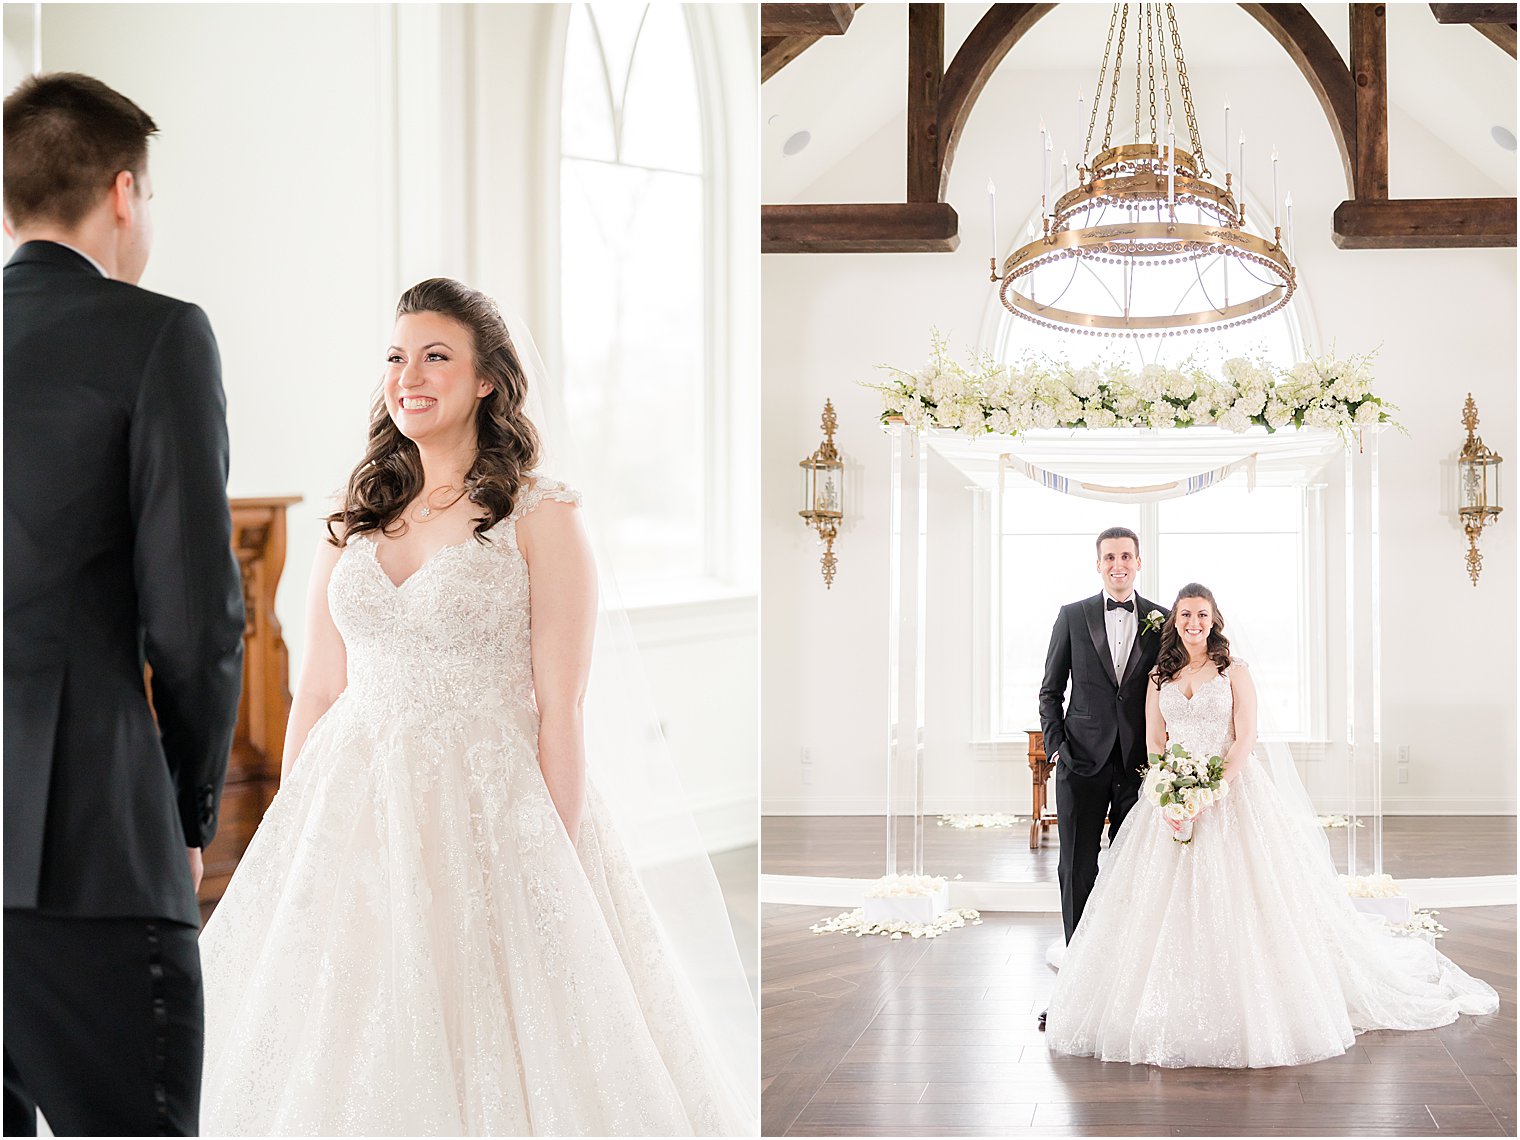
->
508;317;759;1131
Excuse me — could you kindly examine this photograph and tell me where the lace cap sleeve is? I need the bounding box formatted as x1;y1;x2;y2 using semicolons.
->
511;475;582;521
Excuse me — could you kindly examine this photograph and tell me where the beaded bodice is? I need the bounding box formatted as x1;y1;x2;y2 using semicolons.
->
327;476;580;723
1158;671;1236;761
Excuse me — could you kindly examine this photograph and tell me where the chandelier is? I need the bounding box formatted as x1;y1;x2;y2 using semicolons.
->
989;3;1295;339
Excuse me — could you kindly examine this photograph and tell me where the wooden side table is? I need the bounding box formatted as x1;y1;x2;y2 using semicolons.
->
1026;730;1058;849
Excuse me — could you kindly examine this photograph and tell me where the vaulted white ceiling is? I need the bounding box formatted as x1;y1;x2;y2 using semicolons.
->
762;3;1517;202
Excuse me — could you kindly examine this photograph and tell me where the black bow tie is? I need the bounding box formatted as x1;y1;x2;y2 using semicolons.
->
1106;597;1134;613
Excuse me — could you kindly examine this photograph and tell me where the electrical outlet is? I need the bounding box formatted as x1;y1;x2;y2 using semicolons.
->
1397;745;1411;764
800;747;813;786
1397;767;1409;784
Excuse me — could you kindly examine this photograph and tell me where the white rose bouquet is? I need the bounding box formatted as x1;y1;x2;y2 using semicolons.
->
1143;743;1229;844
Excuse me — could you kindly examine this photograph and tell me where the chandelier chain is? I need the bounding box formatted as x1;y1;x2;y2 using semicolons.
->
1167;3;1207;173
1145;4;1156;144
1156;4;1175;148
1086;3;1120;163
1133;4;1144;143
1103;2;1129;153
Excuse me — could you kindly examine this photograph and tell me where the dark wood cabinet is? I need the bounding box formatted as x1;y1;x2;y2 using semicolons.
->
197;496;300;920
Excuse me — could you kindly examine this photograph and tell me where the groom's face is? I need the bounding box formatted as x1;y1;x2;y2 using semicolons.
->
1096;537;1140;599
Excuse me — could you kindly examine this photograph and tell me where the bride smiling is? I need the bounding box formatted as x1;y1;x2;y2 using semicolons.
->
197;278;755;1136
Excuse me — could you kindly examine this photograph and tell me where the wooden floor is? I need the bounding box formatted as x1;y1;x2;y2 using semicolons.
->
761;903;1516;1137
762;815;1517;882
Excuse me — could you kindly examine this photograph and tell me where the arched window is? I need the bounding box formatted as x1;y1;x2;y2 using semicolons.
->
984;211;1321;742
559;4;719;597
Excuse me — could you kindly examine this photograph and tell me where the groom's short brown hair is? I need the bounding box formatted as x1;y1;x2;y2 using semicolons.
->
3;72;158;229
1096;526;1140;557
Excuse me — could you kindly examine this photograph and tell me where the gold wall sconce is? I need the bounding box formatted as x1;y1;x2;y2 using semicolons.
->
1458;393;1503;586
800;400;844;588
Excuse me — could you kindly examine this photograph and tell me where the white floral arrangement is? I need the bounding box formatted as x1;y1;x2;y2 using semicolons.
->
1143;743;1229;844
864;873;949;898
1341;873;1402;898
869;330;1399;441
1317;814;1366;829
810;906;983;941
937;812;1026;830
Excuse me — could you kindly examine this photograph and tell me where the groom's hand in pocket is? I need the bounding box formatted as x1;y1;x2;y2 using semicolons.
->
187;847;204;892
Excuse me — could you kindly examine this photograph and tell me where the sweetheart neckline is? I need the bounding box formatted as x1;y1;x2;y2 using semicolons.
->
1168;672;1228;703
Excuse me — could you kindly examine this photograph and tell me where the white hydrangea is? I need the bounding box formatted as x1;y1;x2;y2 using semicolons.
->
1163;369;1195;400
1353;400;1383;426
1218;407;1252;433
1070;366;1101;399
1084;407;1118;429
1265;400;1293;429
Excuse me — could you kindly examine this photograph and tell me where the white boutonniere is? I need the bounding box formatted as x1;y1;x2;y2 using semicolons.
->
1141;608;1165;636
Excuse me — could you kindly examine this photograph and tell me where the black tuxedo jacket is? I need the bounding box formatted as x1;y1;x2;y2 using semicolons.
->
4;241;244;926
1039;593;1166;780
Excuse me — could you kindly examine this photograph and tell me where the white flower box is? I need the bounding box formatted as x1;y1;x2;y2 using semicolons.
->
864;884;950;926
1350;894;1412;925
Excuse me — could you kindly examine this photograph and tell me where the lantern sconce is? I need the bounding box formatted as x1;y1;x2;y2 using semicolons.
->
1458;393;1503;586
799;399;844;588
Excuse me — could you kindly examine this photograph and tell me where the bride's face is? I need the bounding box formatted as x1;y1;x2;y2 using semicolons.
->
1173;597;1213;652
384;312;493;446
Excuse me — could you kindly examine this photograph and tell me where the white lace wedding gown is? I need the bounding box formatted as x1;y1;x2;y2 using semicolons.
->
1046;669;1499;1068
199;478;750;1136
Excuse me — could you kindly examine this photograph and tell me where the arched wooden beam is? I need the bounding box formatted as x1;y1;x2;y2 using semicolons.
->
936;4;1056;202
1239;4;1357;195
935;3;1357;202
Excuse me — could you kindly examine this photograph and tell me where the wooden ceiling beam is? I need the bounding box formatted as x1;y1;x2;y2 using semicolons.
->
937;4;1057;202
1430;3;1516;23
762;34;825;82
1240;4;1357;196
762;4;1514;253
761;203;960;253
1332;197;1518;248
1350;3;1389;201
761;4;856;38
1472;20;1518;56
906;4;945;203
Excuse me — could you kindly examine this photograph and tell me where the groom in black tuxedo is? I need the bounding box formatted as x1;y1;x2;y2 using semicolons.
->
3;74;244;1135
1039;527;1165;961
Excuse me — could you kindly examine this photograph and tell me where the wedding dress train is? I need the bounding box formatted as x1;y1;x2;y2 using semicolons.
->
1046;669;1498;1068
199;478;752;1135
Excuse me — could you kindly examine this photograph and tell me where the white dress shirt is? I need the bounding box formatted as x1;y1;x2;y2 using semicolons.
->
1103;590;1137;677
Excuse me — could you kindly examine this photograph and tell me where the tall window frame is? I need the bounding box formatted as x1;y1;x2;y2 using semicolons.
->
978;205;1326;746
550;4;751;605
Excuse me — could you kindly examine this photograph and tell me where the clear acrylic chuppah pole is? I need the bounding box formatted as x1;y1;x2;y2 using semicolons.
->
1346;431;1384;877
885;418;928;877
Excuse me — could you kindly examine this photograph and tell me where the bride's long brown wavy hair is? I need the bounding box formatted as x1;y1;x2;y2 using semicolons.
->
1152;582;1234;688
326;278;541;546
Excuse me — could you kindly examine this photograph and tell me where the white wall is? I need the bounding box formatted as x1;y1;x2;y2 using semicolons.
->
22;3;758;850
762;10;1517;817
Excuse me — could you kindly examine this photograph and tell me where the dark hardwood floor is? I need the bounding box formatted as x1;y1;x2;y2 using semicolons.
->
761;903;1516;1136
762;815;1517;882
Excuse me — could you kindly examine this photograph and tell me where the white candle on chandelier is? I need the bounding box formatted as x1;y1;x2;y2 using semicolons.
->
1167;117;1176;217
988;178;999;266
1223;98;1231;178
1045;133;1054;216
1286;191;1295;260
1040;119;1049;213
1076;89;1086;175
1062;150;1069;193
1271;145;1280;229
1238;132;1246;218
